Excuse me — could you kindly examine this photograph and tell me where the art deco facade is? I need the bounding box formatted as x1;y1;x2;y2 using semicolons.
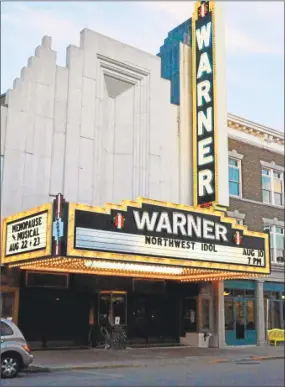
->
1;6;284;348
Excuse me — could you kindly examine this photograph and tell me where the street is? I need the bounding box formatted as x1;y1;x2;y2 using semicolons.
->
1;359;284;386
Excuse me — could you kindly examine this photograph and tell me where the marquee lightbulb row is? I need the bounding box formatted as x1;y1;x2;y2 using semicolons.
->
7;255;267;283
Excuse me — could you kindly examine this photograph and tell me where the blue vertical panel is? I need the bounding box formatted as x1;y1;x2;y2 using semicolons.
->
171;72;180;106
157;18;191;106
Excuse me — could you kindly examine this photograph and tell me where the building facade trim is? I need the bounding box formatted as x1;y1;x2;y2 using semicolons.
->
228;131;284;156
260;160;285;173
227;113;284;146
226;209;246;220
228;149;244;160
231;195;285;210
262;217;285;227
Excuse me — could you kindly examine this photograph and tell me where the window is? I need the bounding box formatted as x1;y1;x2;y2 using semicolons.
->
264;298;281;330
26;272;69;288
224;299;234;330
264;226;284;263
98;292;127;326
229;158;241;197
0;321;13;336
264;290;285;330
262;168;284;206
112;294;126;325
246;300;255;330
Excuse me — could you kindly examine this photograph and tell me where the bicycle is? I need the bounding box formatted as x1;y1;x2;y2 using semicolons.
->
112;330;127;350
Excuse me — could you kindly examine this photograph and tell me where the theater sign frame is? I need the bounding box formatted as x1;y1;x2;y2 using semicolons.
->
1;203;53;264
66;197;271;276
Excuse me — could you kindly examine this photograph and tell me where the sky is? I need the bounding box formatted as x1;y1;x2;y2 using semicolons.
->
1;1;284;132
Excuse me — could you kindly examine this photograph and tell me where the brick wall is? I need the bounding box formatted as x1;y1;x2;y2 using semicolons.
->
228;138;284;232
228;138;284;202
229;197;284;232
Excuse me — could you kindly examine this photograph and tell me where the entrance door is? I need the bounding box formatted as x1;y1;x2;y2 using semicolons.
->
225;297;257;346
234;300;246;342
130;294;166;344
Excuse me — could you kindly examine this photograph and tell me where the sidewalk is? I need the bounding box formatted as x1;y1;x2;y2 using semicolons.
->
28;345;285;373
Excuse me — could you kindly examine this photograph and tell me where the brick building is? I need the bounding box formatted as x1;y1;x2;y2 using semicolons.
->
225;114;284;345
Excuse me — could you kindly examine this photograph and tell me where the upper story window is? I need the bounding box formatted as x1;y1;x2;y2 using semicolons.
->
262;168;284;206
229;158;241;197
264;226;284;264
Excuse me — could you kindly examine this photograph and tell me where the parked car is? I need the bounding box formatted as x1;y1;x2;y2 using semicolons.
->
1;318;33;378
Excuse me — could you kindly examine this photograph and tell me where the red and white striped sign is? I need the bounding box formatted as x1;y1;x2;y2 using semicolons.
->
233;231;242;246
199;2;208;18
113;213;125;230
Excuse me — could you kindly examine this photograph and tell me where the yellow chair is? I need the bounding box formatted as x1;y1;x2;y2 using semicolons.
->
267;329;285;346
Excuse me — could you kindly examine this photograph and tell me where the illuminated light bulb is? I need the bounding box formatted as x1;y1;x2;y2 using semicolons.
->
83;260;183;275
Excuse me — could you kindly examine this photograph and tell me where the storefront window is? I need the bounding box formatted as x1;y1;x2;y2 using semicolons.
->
112;294;126;325
0;292;15;320
99;293;111;324
98;292;127;326
245;289;255;298
224;299;234;330
233;288;245;297
271;301;281;329
246;300;255;330
264;297;281;330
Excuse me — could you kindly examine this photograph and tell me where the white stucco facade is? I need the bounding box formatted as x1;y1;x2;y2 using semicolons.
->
1;30;179;220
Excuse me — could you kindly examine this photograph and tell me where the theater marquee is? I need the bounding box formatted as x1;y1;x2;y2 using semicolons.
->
67;198;270;275
1;203;53;264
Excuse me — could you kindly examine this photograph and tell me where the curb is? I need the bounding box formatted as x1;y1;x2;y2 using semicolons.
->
210;355;285;364
251;355;285;361
25;358;195;373
25;355;285;373
24;366;51;374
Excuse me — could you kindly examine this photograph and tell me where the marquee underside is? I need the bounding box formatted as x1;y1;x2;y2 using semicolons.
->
7;256;265;282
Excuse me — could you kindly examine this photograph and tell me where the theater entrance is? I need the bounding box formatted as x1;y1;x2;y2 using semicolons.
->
96;280;179;345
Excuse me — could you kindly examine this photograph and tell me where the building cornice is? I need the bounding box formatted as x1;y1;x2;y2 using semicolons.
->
260;160;284;172
262;217;285;227
227;113;284;147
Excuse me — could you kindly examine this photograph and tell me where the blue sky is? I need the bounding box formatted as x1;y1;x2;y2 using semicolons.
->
1;1;284;132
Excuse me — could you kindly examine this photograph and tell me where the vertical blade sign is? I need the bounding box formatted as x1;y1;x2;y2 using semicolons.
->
192;1;217;206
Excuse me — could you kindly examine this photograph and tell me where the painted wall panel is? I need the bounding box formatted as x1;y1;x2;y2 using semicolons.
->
78;137;93;203
49;131;65;195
